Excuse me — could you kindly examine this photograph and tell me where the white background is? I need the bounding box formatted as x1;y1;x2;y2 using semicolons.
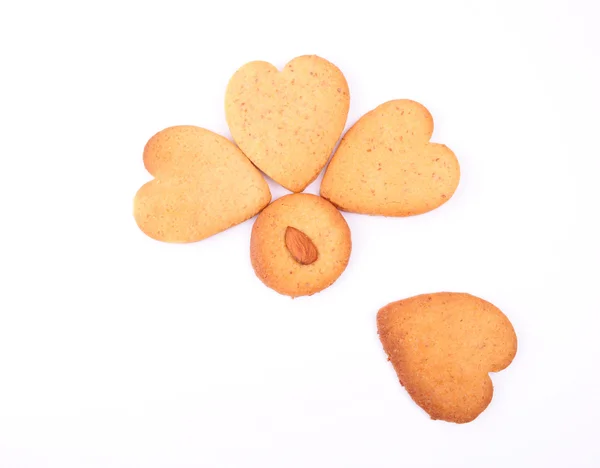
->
1;0;599;466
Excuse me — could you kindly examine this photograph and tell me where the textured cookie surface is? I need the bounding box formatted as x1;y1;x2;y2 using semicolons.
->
377;292;517;423
225;55;350;192
321;99;460;216
134;125;271;243
250;193;351;297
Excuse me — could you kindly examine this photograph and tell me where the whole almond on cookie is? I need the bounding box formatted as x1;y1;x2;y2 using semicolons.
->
225;55;350;192
321;99;460;216
285;227;319;265
377;292;517;423
134;126;271;243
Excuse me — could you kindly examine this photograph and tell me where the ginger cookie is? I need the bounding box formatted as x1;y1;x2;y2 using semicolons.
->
225;55;350;192
134;125;271;243
377;292;517;424
321;99;460;216
250;193;351;297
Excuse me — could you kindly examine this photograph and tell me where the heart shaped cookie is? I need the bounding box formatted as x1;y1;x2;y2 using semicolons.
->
225;55;350;192
133;125;271;243
377;292;517;423
321;99;460;216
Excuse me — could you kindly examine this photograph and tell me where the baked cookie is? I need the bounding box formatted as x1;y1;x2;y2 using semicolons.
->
377;292;517;424
321;99;460;216
134;125;271;243
225;55;350;192
250;193;352;297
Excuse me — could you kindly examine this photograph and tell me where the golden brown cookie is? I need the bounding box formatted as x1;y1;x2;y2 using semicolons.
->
225;55;350;192
250;193;352;297
134;125;271;243
377;292;517;424
321;99;460;216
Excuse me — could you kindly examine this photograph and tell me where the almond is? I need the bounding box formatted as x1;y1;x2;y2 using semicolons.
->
285;226;318;265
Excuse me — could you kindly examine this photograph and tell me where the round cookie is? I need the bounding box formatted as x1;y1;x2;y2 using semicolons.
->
225;55;350;193
321;99;460;217
377;292;517;424
134;125;271;243
250;193;352;297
